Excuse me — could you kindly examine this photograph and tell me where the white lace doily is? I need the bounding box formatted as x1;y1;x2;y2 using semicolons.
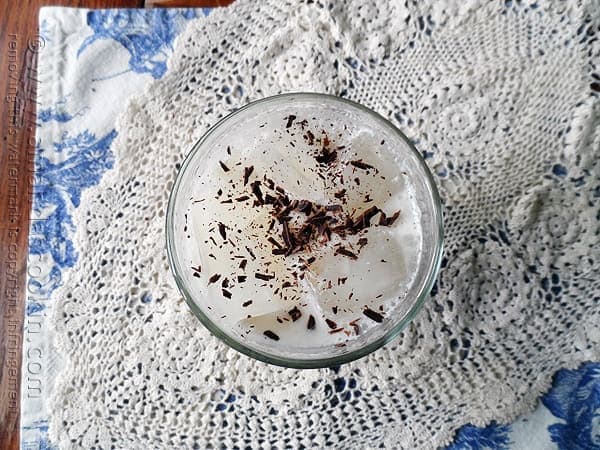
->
49;1;600;448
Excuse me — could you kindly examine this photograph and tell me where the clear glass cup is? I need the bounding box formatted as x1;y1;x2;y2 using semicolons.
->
166;93;443;368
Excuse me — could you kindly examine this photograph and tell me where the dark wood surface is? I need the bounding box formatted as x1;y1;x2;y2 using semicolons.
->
0;1;232;448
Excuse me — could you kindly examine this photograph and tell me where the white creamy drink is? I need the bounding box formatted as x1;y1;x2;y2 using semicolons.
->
182;104;423;350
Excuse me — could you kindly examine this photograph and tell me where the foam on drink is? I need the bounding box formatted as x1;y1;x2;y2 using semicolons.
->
184;108;422;350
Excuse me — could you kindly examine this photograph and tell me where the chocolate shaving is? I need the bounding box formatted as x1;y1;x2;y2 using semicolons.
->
263;330;280;341
208;274;221;284
226;146;231;155
297;200;313;215
307;211;328;225
222;164;401;276
255;272;275;281
281;221;295;252
329;328;344;334
335;246;358;260
334;189;346;199
218;222;227;240
243;166;254;186
235;195;250;202
245;246;256;260
350;159;374;170
288;307;302;322
349;319;360;334
332;306;338;314
222;289;232;299
280;194;291;206
220;199;233;204
191;265;202;277
352;206;380;231
307;315;316;330
250;180;264;205
379;210;401;226
363;307;384;323
242;300;253;307
219;161;230;172
315;148;337;165
239;259;247;270
221;278;229;288
268;236;284;249
325;318;338;329
237;275;247;283
296;224;314;247
285;115;296;128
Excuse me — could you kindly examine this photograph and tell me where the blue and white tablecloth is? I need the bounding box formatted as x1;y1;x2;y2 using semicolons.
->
21;6;600;450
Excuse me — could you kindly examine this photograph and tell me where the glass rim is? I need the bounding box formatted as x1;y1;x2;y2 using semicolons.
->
166;92;444;369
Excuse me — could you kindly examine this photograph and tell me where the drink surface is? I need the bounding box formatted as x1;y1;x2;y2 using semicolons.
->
183;102;423;352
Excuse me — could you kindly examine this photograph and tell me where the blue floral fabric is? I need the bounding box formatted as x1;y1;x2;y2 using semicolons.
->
78;9;200;79
22;6;600;450
21;8;204;450
542;363;600;450
22;421;55;450
445;364;600;450
446;423;512;450
29;8;203;304
30;130;116;298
